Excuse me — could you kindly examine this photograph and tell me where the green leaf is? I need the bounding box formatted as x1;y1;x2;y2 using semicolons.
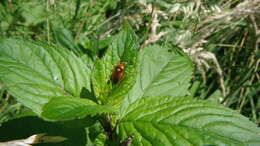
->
91;59;113;102
41;97;116;121
0;38;91;115
86;122;106;146
52;27;82;55
93;133;107;146
118;96;260;146
92;25;139;105
21;3;45;26
120;45;193;114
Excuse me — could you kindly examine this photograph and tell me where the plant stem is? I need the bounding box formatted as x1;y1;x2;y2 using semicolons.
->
99;115;115;141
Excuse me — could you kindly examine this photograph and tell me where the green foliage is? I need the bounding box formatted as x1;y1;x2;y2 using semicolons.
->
119;45;193;116
125;45;193;102
52;26;83;55
0;38;92;115
1;29;260;145
0;0;259;145
118;96;260;145
41;97;115;121
92;25;139;107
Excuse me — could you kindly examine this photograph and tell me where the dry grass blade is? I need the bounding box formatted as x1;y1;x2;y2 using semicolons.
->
0;133;66;146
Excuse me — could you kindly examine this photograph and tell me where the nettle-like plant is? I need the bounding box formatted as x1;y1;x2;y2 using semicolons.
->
0;26;260;146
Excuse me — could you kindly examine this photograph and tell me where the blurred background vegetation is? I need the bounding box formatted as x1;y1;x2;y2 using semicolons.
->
0;0;259;127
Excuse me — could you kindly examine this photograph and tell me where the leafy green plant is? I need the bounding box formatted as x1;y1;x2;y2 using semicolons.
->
0;26;260;146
